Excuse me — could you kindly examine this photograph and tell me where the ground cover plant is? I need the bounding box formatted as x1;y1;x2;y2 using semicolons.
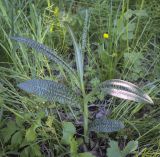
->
0;0;160;157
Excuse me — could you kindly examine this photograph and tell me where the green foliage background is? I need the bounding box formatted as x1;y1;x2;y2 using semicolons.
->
0;0;160;156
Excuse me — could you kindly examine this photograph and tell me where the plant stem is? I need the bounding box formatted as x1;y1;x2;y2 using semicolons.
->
81;82;88;141
83;95;88;141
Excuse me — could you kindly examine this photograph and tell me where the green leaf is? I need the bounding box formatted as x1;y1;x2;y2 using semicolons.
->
30;144;42;157
81;9;89;51
46;116;54;127
20;146;30;157
20;145;42;157
134;10;148;17
62;121;76;144
79;152;95;157
18;79;81;107
107;140;122;157
11;36;76;77
89;117;124;133
98;79;154;104
122;32;134;40
66;24;84;85
25;126;37;142
124;9;133;19
1;121;17;143
122;140;138;156
11;131;23;146
70;138;78;157
126;23;136;32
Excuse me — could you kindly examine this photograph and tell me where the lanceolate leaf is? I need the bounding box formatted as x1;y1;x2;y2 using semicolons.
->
66;24;84;85
81;9;89;51
98;79;153;104
11;37;76;77
18;79;81;107
89;117;124;133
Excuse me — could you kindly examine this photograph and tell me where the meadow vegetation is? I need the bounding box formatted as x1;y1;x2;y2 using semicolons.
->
0;0;160;157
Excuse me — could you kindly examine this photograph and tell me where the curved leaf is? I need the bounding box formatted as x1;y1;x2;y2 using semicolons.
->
98;79;153;104
18;79;81;107
66;24;84;85
11;36;76;77
89;117;124;133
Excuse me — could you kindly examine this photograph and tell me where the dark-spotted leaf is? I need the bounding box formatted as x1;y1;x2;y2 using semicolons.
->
18;79;81;107
98;79;153;104
11;36;76;77
89;117;124;133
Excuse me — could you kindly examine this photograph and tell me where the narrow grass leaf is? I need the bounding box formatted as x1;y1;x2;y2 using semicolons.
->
89;117;124;133
98;79;153;104
18;79;81;107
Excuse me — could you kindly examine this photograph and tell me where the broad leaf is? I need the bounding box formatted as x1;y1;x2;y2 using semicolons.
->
98;79;153;104
11;36;76;77
1;121;17;143
122;31;134;40
122;140;138;156
107;140;138;157
124;9;133;19
89;117;124;133
62;121;76;144
18;79;81;107
70;137;78;156
30;144;42;157
107;140;122;157
11;131;23;146
25;126;37;142
133;10;148;17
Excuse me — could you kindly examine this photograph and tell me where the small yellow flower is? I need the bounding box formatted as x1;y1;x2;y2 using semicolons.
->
103;33;109;39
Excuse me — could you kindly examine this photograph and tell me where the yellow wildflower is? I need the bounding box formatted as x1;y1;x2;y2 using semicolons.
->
103;33;109;39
